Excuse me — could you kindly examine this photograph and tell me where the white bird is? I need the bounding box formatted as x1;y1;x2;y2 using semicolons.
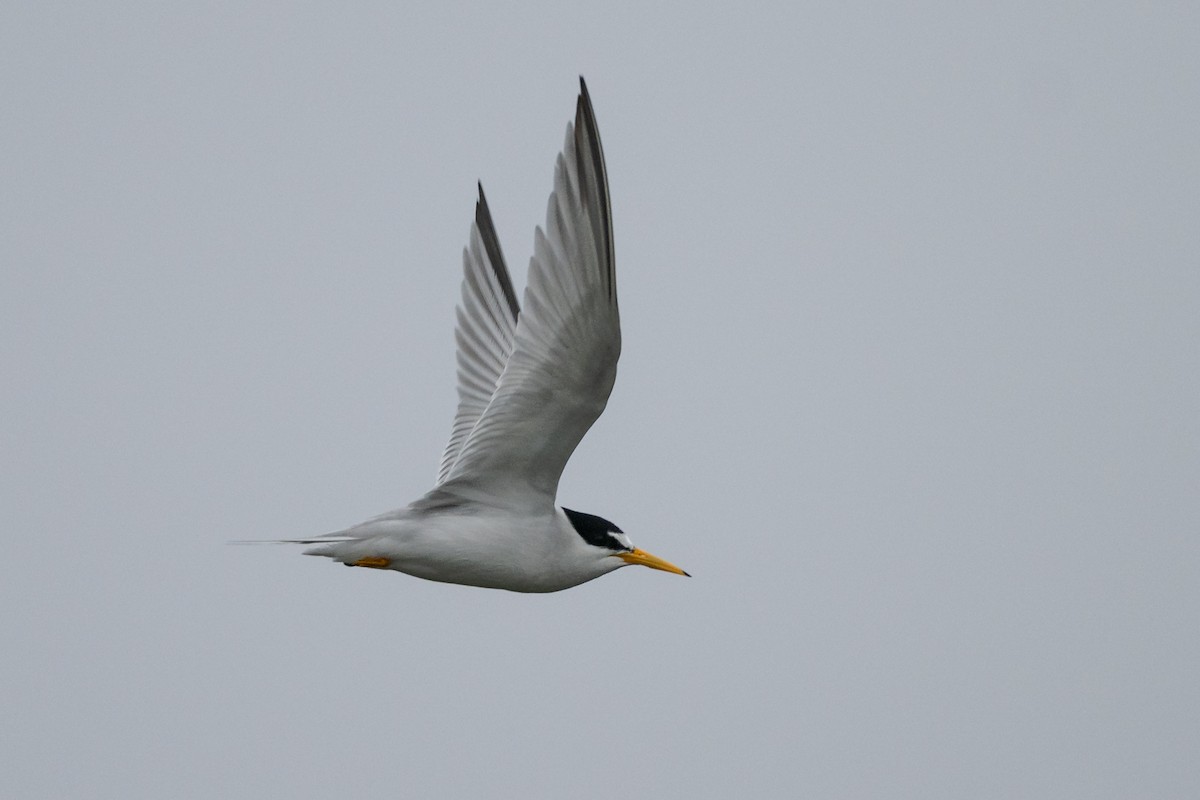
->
279;78;688;592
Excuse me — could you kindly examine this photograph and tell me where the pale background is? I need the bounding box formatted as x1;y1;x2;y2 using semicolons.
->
2;3;1197;798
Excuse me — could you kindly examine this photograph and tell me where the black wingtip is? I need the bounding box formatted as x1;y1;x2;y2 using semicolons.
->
577;76;594;121
471;181;520;321
474;180;487;221
475;181;488;214
569;76;615;303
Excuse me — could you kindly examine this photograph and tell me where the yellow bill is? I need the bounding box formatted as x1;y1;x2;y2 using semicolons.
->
618;547;690;577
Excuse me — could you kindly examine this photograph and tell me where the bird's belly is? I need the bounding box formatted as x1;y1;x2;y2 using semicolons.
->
373;515;587;593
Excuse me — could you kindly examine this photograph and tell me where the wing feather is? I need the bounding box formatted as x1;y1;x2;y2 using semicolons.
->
442;79;619;506
436;184;520;484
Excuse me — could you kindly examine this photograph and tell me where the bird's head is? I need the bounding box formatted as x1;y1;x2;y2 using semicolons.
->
562;507;690;577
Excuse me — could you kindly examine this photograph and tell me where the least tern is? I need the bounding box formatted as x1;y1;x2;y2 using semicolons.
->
279;79;688;592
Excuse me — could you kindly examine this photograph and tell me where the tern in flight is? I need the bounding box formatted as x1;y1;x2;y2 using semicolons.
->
276;79;688;592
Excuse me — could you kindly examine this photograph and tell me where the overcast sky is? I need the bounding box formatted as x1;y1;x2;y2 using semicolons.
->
2;3;1197;798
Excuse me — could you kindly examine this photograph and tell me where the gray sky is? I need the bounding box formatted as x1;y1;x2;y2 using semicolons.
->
3;3;1197;798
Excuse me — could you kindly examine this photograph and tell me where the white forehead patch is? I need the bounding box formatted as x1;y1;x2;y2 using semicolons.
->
610;531;633;551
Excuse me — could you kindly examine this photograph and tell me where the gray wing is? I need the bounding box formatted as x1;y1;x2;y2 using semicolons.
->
441;78;619;507
436;184;521;485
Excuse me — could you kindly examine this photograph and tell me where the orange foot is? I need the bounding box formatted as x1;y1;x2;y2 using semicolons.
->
352;556;391;569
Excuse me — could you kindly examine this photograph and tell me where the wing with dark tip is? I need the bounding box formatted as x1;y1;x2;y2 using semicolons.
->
441;78;619;506
436;184;521;484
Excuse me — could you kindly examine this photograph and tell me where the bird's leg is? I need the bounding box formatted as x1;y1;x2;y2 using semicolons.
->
351;556;391;569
